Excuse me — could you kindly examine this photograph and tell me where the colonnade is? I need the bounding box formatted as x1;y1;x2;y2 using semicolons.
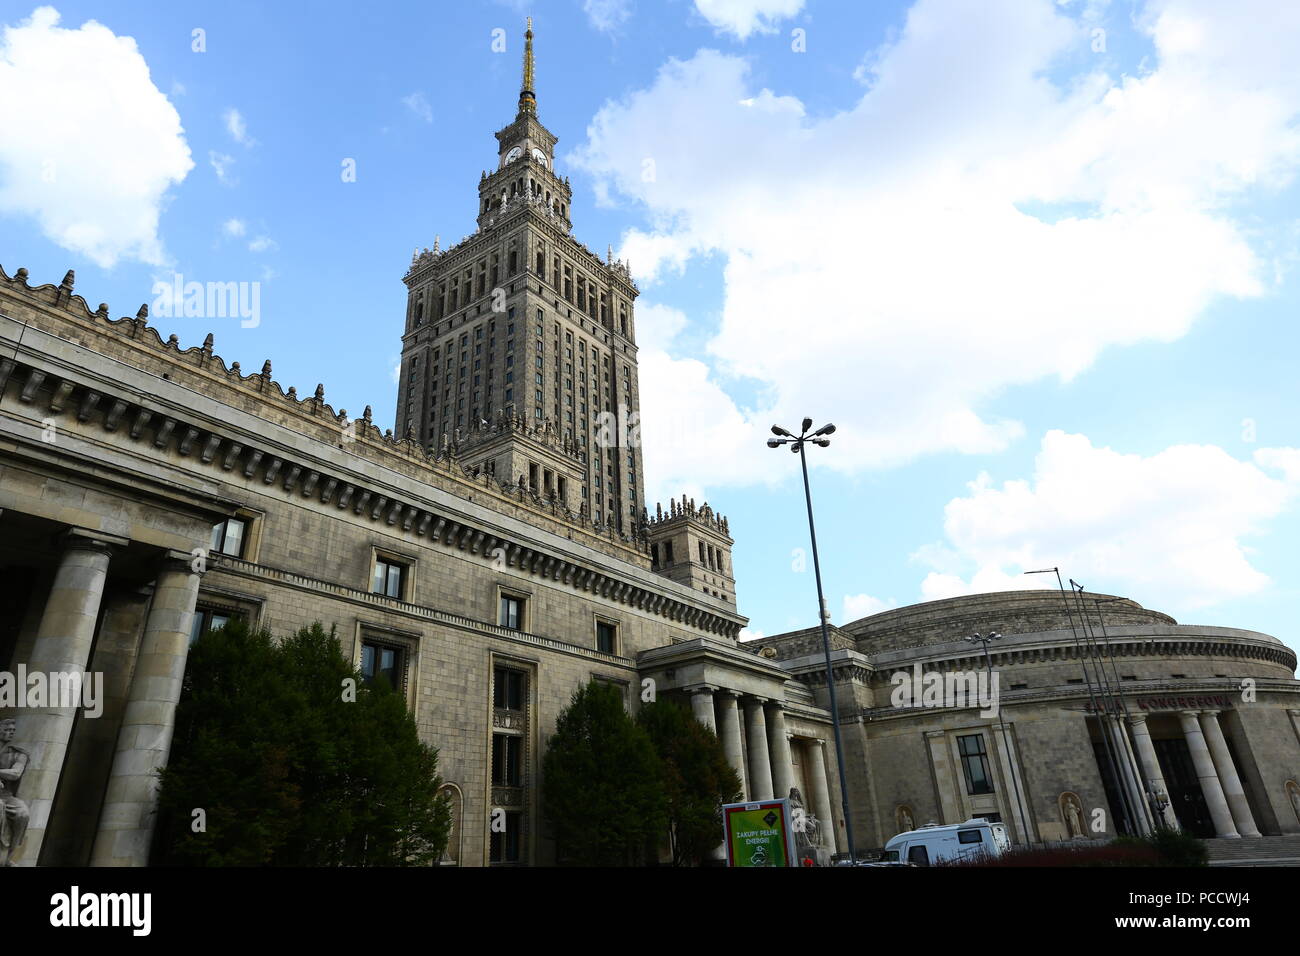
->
690;685;840;855
1114;710;1259;839
13;527;202;866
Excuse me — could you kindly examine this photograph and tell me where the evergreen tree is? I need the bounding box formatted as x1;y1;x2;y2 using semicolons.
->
542;679;667;865
637;698;743;866
155;619;450;866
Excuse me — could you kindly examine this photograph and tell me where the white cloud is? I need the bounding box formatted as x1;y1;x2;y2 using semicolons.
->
915;431;1300;609
738;626;766;641
1255;446;1300;483
0;6;193;267
572;1;1300;501
401;92;432;124
248;235;277;253
693;0;804;39
585;0;633;33
224;107;254;146
221;217;246;237
209;150;236;186
842;594;897;622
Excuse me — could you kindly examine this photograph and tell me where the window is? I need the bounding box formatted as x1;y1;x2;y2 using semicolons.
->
372;557;406;599
499;594;525;631
489;810;522;864
596;620;617;655
189;607;235;645
360;638;405;693
210;517;248;557
907;845;930;866
957;733;994;795
957;829;983;845
492;734;523;786
494;666;526;710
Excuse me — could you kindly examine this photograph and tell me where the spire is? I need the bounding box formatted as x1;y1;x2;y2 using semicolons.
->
519;18;536;115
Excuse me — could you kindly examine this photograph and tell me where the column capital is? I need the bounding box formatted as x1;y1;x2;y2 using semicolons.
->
683;683;718;696
61;527;129;555
161;548;206;578
1126;712;1150;728
743;695;770;707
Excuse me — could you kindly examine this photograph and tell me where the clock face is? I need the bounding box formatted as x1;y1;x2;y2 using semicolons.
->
504;146;522;164
531;148;548;168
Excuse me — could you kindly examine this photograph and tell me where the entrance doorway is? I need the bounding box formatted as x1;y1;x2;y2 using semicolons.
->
1153;737;1215;837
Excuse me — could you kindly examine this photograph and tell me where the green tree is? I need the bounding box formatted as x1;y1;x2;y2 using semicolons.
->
155;619;450;866
542;679;667;865
637;698;743;866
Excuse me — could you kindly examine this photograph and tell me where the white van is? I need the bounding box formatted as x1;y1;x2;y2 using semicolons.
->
881;818;1011;866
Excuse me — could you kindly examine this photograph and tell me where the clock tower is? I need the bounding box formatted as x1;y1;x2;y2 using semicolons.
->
395;20;647;536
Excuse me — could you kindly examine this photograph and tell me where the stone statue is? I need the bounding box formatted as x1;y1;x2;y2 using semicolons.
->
896;804;915;834
0;718;31;866
1286;779;1300;825
1061;791;1087;840
788;787;831;865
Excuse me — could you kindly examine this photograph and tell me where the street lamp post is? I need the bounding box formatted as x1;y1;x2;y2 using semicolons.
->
768;418;857;864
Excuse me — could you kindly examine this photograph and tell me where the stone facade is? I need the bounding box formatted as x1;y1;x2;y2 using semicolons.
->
755;589;1300;853
0;23;840;867
395;19;647;540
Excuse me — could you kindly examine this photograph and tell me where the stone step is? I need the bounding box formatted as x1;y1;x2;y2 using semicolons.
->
1202;835;1300;864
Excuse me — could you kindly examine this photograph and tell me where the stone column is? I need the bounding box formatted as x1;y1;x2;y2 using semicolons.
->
806;739;838;853
14;528;124;866
711;690;744;863
91;551;202;866
1109;715;1153;834
766;702;794;802
743;697;773;801
1199;711;1260;838
991;721;1033;843
1128;713;1178;830
717;691;747;799
1177;710;1238;839
926;730;961;824
689;686;716;732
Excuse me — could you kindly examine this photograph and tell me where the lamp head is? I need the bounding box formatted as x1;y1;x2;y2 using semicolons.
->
801;417;813;434
771;424;792;437
813;423;836;437
766;438;782;449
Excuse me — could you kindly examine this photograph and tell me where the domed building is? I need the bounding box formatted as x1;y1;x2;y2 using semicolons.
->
752;589;1300;854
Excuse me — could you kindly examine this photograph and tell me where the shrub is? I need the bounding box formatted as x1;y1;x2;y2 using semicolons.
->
542;680;667;866
155;619;450;866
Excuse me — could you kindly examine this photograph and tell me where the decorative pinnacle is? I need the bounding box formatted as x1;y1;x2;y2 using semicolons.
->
519;18;536;114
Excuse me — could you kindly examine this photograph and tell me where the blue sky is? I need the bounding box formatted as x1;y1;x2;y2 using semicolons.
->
1;0;1297;654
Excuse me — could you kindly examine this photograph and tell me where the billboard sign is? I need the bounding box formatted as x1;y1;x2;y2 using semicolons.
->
723;798;794;867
